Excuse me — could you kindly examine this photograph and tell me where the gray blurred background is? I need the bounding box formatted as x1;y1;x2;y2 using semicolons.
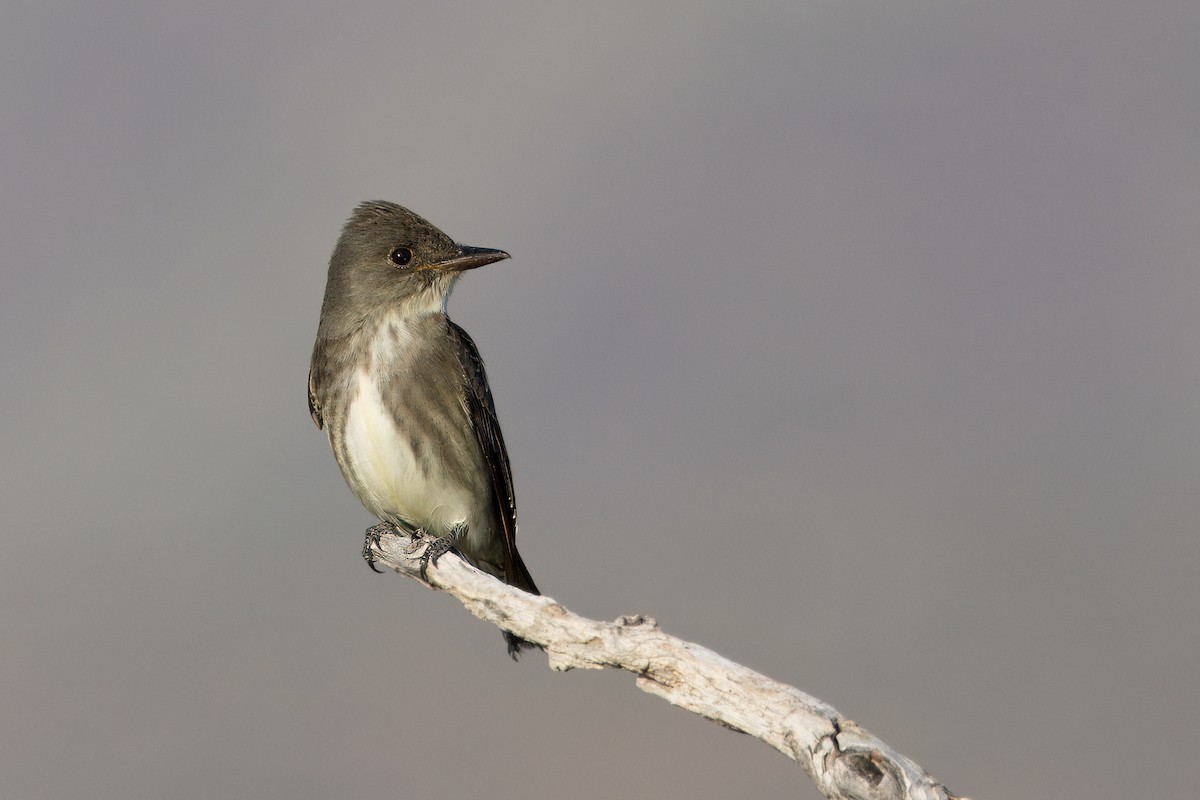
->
3;2;1197;798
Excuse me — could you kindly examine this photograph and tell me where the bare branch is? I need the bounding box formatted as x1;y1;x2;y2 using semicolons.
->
371;532;966;800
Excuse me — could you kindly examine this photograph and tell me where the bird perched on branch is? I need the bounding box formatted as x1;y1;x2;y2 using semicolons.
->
308;201;538;657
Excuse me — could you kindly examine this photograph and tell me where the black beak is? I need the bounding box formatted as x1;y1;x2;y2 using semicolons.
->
432;245;510;273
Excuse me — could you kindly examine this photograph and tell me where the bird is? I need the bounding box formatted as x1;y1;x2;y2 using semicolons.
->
308;200;538;657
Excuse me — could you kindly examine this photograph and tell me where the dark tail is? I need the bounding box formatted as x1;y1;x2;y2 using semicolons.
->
507;547;539;595
503;548;541;659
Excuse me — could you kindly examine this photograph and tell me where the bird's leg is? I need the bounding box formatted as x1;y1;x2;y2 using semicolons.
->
362;521;407;573
415;522;467;582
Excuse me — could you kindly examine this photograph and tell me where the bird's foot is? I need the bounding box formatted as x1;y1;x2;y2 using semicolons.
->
407;522;467;582
362;522;401;573
401;528;434;557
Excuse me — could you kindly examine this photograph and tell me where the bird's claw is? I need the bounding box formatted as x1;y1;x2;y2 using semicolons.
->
402;529;436;557
362;522;400;573
408;523;466;582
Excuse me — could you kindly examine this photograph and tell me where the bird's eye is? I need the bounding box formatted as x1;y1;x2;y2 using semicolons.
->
389;247;413;267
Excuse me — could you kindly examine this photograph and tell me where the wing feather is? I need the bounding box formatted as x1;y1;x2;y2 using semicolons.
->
448;321;538;595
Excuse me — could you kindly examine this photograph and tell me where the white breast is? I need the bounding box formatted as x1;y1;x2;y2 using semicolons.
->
339;318;474;535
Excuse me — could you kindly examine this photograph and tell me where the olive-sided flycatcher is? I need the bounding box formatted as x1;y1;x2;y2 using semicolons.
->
308;201;538;657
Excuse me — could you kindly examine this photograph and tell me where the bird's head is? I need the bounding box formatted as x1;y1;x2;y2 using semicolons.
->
318;200;509;335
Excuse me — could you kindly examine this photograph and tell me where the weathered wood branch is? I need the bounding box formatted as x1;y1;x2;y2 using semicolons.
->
370;532;965;800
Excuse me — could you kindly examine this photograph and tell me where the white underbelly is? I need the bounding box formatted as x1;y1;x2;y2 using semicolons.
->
341;369;473;534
